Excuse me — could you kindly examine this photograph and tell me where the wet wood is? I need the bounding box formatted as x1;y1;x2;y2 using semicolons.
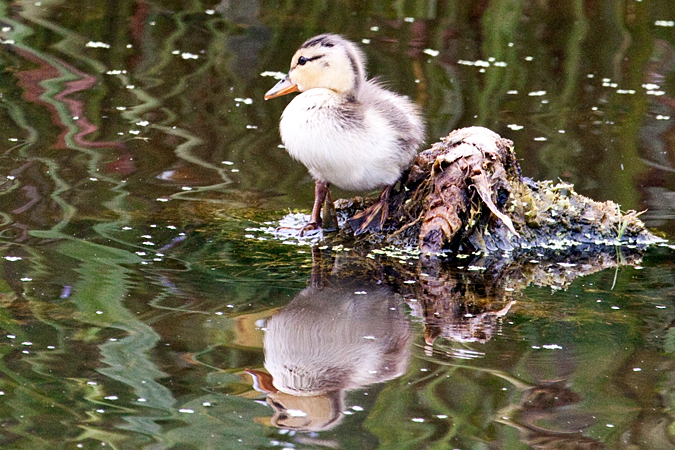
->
338;126;662;254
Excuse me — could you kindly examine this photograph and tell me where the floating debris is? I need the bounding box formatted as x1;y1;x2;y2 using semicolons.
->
86;41;110;49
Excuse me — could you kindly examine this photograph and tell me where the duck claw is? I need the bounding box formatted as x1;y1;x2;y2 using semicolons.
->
348;184;392;235
299;221;321;236
348;201;388;235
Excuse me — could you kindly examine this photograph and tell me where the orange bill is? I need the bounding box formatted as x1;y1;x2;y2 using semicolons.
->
264;76;299;100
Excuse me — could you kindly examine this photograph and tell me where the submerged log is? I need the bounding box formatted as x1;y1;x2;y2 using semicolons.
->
336;127;662;254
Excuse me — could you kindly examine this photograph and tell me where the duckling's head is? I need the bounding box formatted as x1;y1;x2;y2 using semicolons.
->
265;34;366;100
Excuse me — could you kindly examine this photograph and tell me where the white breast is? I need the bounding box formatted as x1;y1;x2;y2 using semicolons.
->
279;88;418;192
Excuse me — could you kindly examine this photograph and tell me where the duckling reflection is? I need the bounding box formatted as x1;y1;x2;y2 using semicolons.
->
249;254;411;431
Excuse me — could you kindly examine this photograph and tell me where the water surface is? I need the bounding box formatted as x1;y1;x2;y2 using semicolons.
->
0;1;673;449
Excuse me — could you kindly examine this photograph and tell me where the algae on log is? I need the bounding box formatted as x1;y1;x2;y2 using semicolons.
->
337;126;662;253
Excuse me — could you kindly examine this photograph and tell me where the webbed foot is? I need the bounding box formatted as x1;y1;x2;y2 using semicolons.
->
296;180;330;237
348;202;388;235
348;185;392;235
299;221;322;236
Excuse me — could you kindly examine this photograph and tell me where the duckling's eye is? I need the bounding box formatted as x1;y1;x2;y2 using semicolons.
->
297;56;308;65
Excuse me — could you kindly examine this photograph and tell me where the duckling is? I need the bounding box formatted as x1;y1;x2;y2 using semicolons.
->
265;34;425;235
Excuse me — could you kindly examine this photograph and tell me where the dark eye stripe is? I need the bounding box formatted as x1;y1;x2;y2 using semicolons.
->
296;54;323;66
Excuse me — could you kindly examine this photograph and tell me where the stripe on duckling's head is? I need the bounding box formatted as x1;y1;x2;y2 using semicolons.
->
300;34;336;49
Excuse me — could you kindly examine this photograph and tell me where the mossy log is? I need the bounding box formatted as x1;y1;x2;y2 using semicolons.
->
336;126;662;254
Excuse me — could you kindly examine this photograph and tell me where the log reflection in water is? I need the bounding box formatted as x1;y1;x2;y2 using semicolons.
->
396;243;647;347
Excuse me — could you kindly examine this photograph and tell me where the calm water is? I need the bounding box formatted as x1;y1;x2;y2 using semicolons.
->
0;1;673;449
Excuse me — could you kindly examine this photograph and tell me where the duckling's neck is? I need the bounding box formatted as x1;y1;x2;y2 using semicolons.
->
317;74;360;101
308;84;358;104
342;90;358;103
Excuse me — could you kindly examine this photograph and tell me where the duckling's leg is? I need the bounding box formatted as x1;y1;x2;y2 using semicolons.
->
348;184;393;235
300;180;330;236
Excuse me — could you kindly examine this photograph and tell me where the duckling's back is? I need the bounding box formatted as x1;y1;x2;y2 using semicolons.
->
360;80;425;162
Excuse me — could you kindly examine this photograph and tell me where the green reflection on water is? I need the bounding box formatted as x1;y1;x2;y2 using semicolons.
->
0;0;671;448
